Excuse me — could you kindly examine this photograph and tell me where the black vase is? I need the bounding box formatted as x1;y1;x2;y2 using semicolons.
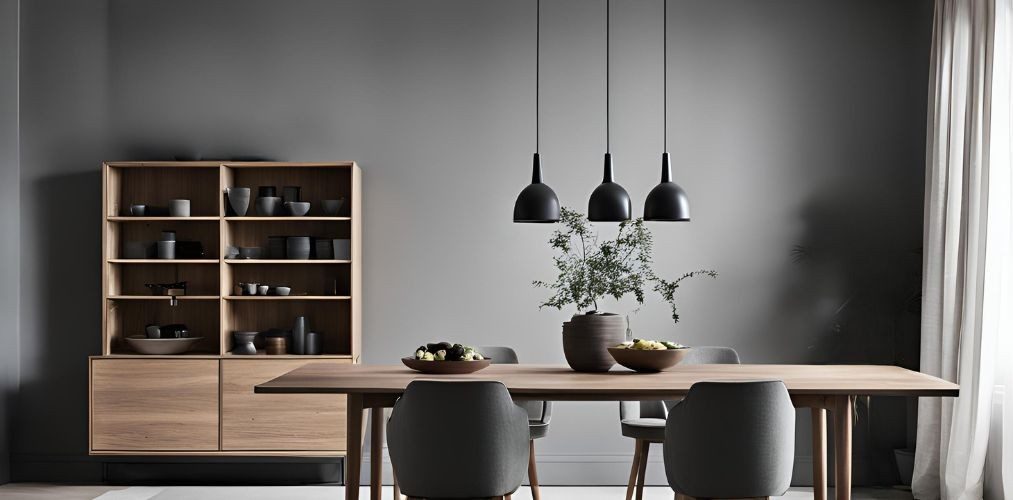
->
292;316;307;355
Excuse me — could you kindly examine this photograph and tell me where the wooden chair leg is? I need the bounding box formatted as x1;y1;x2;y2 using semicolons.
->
626;439;643;500
528;440;541;500
636;441;650;500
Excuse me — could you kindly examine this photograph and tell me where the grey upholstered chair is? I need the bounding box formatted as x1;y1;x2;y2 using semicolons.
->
665;380;795;500
387;380;530;500
479;346;552;500
619;346;741;500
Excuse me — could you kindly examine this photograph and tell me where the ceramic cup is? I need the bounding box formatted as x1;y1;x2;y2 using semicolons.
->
240;282;258;295
169;199;191;217
145;324;161;339
285;201;310;217
286;236;311;260
274;286;291;296
157;240;175;259
226;187;251;217
257;285;269;295
321;199;344;216
256;196;281;216
130;204;147;216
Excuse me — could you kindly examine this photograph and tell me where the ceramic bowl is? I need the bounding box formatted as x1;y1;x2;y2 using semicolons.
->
322;199;345;216
238;247;261;259
126;336;203;355
285;201;311;216
607;347;690;373
401;357;492;374
274;286;291;296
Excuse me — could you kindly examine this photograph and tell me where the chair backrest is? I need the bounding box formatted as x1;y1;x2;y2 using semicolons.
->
620;346;741;421
663;380;795;498
478;346;550;424
681;346;741;364
387;380;530;498
478;345;520;364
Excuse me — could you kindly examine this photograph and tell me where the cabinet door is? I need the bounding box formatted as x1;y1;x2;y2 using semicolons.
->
91;359;220;452
221;359;349;452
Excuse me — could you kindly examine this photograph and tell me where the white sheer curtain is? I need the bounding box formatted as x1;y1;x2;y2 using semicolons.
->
914;0;1013;499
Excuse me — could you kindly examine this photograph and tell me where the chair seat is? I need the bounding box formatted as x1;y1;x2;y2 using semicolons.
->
529;421;549;440
621;417;666;441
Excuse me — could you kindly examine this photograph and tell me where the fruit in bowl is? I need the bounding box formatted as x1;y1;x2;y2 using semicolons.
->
613;339;687;351
402;342;491;374
608;339;690;373
413;342;485;361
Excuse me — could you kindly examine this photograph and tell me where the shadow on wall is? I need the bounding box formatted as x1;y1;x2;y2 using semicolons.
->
14;170;103;480
776;174;923;486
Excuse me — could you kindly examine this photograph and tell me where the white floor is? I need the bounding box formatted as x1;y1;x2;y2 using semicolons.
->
0;484;914;500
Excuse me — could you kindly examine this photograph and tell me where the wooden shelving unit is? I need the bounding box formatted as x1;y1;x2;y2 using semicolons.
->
91;161;361;457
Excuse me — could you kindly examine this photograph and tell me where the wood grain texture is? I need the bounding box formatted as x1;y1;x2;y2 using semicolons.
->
812;408;827;500
221;359;349;451
255;363;960;398
91;359;220;451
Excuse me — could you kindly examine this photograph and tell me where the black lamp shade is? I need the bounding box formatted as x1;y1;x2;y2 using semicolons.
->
588;153;631;221
644;153;690;221
513;153;560;223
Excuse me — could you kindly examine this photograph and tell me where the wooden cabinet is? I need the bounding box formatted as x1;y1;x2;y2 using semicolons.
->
92;162;362;456
90;359;219;452
221;359;350;452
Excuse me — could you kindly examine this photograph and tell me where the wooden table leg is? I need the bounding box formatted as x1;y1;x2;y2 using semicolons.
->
346;393;364;500
371;407;383;500
833;396;853;500
811;407;827;500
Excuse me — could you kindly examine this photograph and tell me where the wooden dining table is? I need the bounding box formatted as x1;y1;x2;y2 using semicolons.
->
256;363;958;500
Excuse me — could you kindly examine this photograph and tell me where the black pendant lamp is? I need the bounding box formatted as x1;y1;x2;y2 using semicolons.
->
644;0;690;221
588;0;631;222
514;0;560;223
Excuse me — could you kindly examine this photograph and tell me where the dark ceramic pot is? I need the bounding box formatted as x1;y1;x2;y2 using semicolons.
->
286;236;311;260
562;313;626;372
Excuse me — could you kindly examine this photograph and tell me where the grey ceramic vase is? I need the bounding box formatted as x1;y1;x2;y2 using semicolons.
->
562;313;626;372
292;316;307;355
286;236;311;260
227;187;251;216
232;331;258;355
256;196;281;216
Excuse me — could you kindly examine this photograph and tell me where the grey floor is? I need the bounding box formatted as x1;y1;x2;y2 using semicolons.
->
0;484;914;500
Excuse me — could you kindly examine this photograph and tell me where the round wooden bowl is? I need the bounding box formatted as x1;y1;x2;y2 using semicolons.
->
401;357;492;374
607;347;690;373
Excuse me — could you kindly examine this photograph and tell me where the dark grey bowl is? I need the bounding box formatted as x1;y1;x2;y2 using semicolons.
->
285;201;311;216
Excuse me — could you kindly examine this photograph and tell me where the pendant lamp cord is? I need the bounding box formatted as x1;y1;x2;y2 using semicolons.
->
536;0;540;154
663;0;667;152
606;0;610;154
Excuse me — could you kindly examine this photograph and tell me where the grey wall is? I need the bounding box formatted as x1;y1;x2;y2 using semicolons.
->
13;0;932;485
0;0;19;486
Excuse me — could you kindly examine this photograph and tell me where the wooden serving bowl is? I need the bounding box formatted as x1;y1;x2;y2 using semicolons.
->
401;357;492;374
607;347;690;373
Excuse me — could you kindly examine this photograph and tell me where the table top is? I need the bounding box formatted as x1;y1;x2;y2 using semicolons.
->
255;363;959;399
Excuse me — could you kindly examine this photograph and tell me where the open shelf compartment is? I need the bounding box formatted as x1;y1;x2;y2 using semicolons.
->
105;298;221;355
223;299;351;356
105;164;222;217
